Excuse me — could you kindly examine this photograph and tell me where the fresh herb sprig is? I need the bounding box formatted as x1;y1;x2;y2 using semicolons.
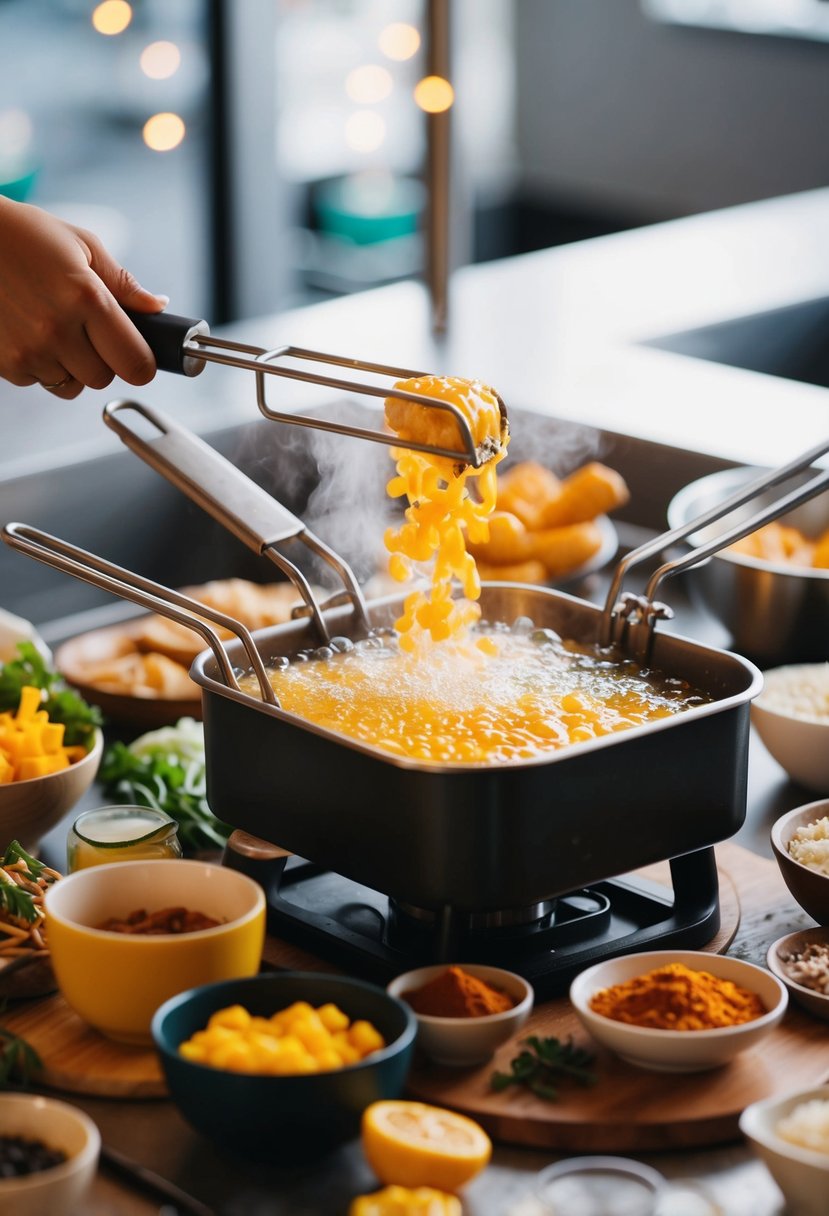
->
491;1035;597;1103
0;842;51;924
0;1026;42;1087
0;642;101;747
99;719;231;853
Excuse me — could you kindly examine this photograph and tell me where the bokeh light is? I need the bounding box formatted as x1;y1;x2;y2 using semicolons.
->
345;64;393;105
92;1;133;36
379;23;421;61
140;41;182;81
142;112;186;152
0;109;33;158
345;111;386;154
413;75;454;114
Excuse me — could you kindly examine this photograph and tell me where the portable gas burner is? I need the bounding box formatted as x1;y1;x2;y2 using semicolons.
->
223;832;722;998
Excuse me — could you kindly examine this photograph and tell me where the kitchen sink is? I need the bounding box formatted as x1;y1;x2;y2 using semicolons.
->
646;296;829;390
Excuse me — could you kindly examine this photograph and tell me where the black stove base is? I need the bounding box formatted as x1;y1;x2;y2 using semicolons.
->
223;837;721;998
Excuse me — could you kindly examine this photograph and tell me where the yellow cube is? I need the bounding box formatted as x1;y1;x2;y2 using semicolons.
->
207;1004;251;1033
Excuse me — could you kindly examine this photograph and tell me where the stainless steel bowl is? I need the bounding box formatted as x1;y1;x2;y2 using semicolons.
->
667;467;829;665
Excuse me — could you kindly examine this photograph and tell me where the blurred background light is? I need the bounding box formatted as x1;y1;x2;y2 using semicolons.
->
413;75;454;113
140;41;182;81
345;64;393;105
378;22;421;61
345;110;386;153
92;1;133;37
142;112;186;152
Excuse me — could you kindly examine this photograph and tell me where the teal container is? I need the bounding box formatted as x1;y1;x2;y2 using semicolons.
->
152;971;417;1161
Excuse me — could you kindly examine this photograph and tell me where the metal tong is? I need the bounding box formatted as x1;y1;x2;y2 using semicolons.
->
602;436;829;658
126;310;508;469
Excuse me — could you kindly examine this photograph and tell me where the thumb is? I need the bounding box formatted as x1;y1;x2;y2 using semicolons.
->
86;238;168;312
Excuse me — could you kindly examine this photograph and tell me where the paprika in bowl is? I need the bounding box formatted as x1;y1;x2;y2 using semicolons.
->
570;950;787;1072
387;964;533;1067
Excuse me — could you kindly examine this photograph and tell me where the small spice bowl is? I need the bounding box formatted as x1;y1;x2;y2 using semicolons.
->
569;949;787;1073
771;801;829;925
740;1085;829;1216
767;928;829;1022
386;963;533;1067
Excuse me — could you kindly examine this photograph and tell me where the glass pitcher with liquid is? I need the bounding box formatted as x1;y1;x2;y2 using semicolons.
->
67;806;182;871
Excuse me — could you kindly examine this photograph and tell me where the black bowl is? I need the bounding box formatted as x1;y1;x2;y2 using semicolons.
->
152;972;416;1161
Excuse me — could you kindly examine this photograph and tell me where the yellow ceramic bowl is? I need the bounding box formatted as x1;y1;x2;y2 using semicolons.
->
44;859;265;1045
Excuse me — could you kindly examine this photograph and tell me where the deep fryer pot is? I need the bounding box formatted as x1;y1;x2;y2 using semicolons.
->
7;402;829;913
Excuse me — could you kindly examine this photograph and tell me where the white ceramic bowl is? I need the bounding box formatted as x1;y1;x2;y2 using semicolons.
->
0;1093;100;1216
569;950;787;1072
386;963;533;1067
752;664;829;792
771;801;829;925
767;928;829;1022
0;728;102;854
45;858;266;1044
740;1085;829;1216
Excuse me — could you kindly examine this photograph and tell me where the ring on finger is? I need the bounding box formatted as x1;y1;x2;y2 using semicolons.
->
39;372;74;390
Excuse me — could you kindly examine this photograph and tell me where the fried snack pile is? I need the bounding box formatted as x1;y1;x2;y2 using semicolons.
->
469;460;629;584
70;578;310;700
729;520;829;569
384;376;509;650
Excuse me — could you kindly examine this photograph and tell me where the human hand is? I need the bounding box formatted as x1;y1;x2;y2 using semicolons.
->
0;197;168;398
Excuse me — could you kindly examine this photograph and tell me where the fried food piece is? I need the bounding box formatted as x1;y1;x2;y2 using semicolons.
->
539;462;629;528
385;375;506;463
497;461;562;530
813;526;829;569
529;521;603;577
466;511;534;565
729;522;815;566
135;579;308;666
475;558;548;585
82;651;195;699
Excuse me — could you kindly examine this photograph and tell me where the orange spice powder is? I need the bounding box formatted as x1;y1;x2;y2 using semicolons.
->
589;962;766;1030
405;966;515;1018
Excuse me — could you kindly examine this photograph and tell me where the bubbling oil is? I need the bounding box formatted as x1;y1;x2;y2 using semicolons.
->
240;617;710;766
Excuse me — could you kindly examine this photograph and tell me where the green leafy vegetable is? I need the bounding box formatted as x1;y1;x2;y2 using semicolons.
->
99;718;231;853
491;1035;597;1102
0;1024;42;1087
0;642;101;747
2;841;45;880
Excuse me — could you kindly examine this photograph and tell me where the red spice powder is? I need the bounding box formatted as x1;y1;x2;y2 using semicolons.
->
405;965;515;1018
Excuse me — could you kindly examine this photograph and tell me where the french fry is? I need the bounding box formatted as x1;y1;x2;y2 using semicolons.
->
539;462;629;528
530;521;603;577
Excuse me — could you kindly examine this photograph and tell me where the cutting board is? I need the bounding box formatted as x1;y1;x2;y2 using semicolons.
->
407;844;829;1151
1;997;166;1099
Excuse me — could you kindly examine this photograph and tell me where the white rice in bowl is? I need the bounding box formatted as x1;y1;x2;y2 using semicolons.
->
776;1099;829;1155
788;817;829;877
759;663;829;724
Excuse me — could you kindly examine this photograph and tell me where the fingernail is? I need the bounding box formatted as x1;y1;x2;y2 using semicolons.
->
154;294;170;307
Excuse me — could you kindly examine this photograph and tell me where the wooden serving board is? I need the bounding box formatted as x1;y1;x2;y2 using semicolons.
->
407;844;829;1151
1;996;166;1099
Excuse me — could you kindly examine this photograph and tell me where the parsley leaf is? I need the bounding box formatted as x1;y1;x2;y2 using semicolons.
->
491;1035;597;1102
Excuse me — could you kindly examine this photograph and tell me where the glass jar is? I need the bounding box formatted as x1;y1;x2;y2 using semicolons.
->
67;806;182;871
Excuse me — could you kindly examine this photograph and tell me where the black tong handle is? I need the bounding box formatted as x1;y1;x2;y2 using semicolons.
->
125;309;210;377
